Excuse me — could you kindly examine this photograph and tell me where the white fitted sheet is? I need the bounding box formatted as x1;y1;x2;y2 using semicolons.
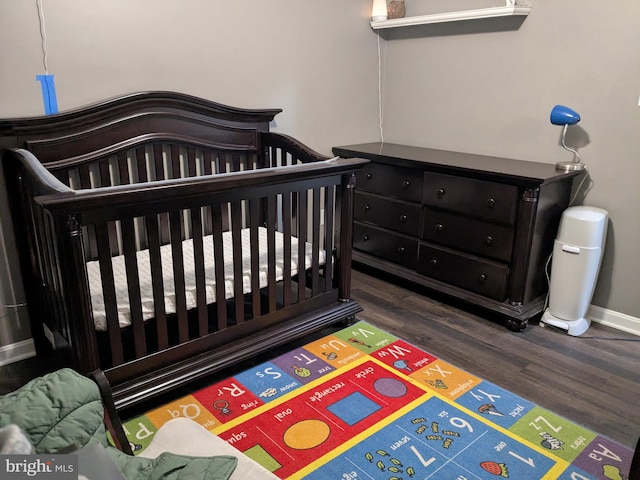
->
86;227;325;331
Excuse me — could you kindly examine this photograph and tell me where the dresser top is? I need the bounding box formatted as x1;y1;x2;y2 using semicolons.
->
333;142;580;186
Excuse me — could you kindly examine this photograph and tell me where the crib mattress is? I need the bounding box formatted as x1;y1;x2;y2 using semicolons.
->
86;227;325;331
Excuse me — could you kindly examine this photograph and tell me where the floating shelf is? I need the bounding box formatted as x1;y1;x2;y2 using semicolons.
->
370;4;531;30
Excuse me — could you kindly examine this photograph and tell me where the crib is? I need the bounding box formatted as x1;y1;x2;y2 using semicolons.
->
0;91;367;410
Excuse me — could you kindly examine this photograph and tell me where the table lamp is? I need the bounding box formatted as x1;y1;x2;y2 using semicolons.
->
550;105;585;171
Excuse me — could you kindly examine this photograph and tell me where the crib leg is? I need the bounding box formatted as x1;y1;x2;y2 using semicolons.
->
89;370;133;456
338;173;357;302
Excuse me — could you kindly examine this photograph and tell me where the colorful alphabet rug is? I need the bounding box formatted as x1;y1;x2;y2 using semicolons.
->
122;320;634;479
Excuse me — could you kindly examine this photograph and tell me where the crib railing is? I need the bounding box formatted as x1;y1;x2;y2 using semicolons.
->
3;140;366;391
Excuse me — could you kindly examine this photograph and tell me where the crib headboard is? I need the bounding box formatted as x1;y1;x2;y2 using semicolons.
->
0;91;281;162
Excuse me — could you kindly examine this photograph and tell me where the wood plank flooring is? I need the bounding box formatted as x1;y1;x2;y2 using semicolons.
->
350;268;640;449
1;268;639;450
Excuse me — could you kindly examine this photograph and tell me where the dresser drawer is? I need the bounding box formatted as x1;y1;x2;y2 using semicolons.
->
417;243;509;301
355;192;422;237
423;172;518;225
354;223;417;268
422;207;514;262
357;163;423;202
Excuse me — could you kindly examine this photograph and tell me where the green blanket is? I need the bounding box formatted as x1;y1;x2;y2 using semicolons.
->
0;368;237;480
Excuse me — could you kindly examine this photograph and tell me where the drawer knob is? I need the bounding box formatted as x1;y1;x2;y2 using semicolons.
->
399;214;407;223
430;259;438;267
402;180;411;189
487;198;496;208
364;204;371;212
479;274;487;283
366;173;373;180
485;235;493;245
437;188;446;198
434;223;443;232
397;247;405;254
362;235;369;242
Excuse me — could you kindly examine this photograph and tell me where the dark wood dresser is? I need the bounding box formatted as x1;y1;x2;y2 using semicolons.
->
333;142;581;331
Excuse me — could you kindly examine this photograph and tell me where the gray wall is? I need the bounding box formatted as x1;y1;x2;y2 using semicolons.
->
0;0;378;347
379;0;640;322
0;0;638;347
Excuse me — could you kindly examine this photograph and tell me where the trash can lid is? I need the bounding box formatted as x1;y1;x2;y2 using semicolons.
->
556;206;608;248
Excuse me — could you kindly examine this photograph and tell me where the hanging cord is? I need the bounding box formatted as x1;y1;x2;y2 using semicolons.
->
542;251;553;311
568;172;591;206
36;0;49;74
376;31;384;144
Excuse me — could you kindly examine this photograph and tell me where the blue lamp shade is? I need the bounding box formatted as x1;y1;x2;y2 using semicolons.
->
550;105;580;126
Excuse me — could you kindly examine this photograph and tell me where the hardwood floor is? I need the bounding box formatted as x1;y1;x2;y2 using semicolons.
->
350;268;640;449
2;268;639;449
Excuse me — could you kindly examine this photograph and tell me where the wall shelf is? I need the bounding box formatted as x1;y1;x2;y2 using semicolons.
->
370;4;531;30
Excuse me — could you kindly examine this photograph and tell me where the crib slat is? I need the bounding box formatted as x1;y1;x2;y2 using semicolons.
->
187;147;197;177
203;151;213;175
169;210;189;343
231;153;241;172
19;185;54;328
249;199;261;319
153;145;164;180
190;208;208;336
136;147;148;183
79;164;92;189
41;213;66;336
210;203;227;330
145;215;169;350
324;185;335;290
95;223;125;366
121;218;147;357
297;189;308;302
231;201;244;324
117;152;130;185
311;188;321;296
98;159;111;187
218;152;228;174
266;195;277;313
170;145;181;179
281;192;292;307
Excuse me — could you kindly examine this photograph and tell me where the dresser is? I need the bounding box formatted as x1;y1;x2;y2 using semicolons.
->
332;142;580;331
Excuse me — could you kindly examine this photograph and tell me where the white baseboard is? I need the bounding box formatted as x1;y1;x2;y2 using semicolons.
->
588;305;640;336
0;338;36;367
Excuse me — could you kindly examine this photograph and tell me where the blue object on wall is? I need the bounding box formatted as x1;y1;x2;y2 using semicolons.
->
550;105;580;126
36;74;59;115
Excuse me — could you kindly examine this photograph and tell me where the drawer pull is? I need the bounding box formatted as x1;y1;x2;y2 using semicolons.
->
362;235;369;242
434;223;443;232
487;198;496;208
399;214;407;223
402;180;411;189
366;173;373;180
364;204;371;212
485;235;493;245
397;247;406;254
429;259;438;267
479;274;487;283
437;188;446;198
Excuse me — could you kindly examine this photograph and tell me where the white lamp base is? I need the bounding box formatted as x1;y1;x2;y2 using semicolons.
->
540;309;591;336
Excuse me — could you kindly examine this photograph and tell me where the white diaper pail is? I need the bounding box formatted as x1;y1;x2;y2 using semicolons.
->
540;206;608;336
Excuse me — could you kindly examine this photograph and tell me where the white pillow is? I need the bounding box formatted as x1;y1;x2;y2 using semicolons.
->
138;418;279;480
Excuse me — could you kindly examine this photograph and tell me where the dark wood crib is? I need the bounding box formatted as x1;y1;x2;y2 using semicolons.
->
0;91;368;411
